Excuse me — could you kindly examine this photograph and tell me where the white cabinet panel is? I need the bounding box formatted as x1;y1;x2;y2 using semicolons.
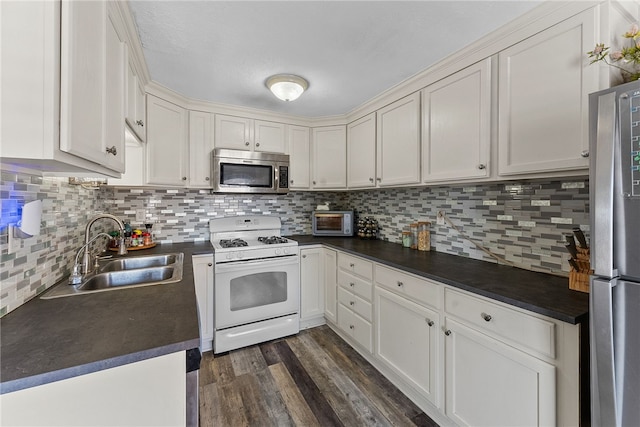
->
323;248;338;324
288;125;311;189
189;111;215;187
311;125;347;189
422;59;491;182
498;8;598;175
146;95;188;186
300;248;325;327
376;92;421;186
444;318;556;427
255;120;286;153
376;287;439;406
215;115;285;153
347;113;377;188
192;254;214;351
125;61;146;142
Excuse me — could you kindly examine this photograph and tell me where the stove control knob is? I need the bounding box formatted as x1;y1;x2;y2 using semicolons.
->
237;251;244;259
283;248;289;254
275;248;282;255
226;253;233;260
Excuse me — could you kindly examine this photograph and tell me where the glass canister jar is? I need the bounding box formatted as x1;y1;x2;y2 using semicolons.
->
410;223;419;249
418;221;431;251
402;231;412;248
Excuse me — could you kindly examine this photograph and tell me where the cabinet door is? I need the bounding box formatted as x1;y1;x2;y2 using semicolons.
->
214;114;253;150
192;255;214;352
134;82;146;142
376;287;439;406
288;125;311;189
189;111;215;188
498;8;598;175
126;61;146;142
254;120;285;153
107;138;145;186
59;0;106;165
300;248;325;324
312;125;347;189
376;92;421;186
444;318;556;427
146;95;188;186
102;9;126;173
323;248;338;324
347;113;377;188
422;59;491;182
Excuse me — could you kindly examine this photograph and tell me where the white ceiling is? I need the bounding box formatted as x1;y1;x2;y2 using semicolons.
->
129;1;541;118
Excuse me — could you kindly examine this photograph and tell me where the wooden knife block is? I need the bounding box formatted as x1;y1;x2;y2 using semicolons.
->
569;247;591;293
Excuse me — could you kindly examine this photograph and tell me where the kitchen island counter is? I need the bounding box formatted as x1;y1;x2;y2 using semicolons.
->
291;235;589;324
0;242;213;394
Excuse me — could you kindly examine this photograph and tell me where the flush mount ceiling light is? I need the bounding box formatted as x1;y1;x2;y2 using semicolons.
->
266;74;309;102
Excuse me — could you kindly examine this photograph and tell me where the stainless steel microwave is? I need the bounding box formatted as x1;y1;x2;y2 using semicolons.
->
312;211;354;236
212;148;289;194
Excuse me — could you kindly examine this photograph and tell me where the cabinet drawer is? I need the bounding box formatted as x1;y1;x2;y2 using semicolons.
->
338;253;373;281
338;286;372;322
338;270;373;302
375;265;441;309
445;288;555;358
338;304;373;353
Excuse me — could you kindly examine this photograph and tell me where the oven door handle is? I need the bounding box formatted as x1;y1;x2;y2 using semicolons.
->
215;255;299;272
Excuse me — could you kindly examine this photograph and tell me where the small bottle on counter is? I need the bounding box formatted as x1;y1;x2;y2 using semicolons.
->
410;223;419;249
402;231;412;248
418;221;431;251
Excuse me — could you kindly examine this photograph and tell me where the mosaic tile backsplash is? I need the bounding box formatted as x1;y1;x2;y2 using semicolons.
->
1;168;589;317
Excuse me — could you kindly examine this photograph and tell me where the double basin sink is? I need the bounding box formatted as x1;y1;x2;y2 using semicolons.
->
41;253;184;299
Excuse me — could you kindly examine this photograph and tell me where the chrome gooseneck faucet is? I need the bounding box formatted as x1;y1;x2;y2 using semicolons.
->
81;213;127;275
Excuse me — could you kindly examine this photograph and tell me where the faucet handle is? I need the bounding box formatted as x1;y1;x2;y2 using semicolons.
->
69;264;83;285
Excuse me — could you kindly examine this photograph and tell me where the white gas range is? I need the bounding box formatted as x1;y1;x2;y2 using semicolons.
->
209;216;300;353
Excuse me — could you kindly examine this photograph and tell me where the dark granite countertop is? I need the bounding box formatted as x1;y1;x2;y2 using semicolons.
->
0;242;213;394
290;235;589;325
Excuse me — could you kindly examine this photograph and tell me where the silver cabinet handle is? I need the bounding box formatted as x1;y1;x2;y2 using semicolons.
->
581;150;590;158
481;312;492;322
245;142;250;146
182;177;187;181
349;325;354;330
477;164;486;170
207;263;212;267
313;181;316;185
350;301;355;306
397;281;404;287
256;142;260;147
444;329;452;336
106;146;117;155
376;177;381;182
290;180;294;184
426;319;434;327
205;177;210;181
369;177;374;182
350;282;355;287
136;120;144;127
350;263;355;267
302;254;306;258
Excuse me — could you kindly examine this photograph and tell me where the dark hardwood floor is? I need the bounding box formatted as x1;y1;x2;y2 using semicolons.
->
199;325;439;427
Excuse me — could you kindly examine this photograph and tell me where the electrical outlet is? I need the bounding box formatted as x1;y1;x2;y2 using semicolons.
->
135;209;146;222
436;211;445;226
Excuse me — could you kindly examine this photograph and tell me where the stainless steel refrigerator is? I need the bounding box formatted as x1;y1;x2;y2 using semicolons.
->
589;79;640;427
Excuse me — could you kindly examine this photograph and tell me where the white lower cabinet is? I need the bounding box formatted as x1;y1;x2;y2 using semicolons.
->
375;287;439;407
323;248;338;324
0;352;186;427
192;254;214;352
443;318;556;427
336;253;373;353
300;247;326;329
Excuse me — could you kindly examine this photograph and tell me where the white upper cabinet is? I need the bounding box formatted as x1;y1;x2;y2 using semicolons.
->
422;59;491;183
59;0;125;173
189;110;216;187
347;113;377;189
288;125;311;190
376;92;421;186
126;60;146;142
311;125;347;189
146;95;189;186
214;114;286;153
497;8;598;176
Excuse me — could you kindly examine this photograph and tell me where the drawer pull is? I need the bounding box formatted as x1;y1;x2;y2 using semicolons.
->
350;263;355;267
397;281;404;287
426;319;434;327
349;325;354;330
444;329;452;336
350;282;355;287
481;312;492;322
350;301;355;306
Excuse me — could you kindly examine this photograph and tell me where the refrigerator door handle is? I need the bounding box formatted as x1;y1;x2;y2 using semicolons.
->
590;277;618;427
592;92;617;277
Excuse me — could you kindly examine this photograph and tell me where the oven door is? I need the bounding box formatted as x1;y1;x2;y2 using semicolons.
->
215;255;300;329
